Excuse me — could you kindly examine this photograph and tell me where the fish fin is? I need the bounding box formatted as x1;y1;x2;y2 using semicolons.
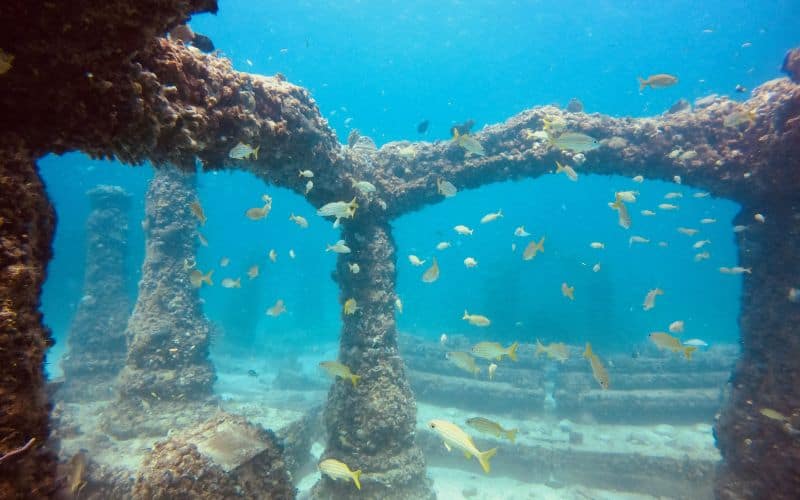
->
351;469;362;490
477;447;497;474
508;342;519;362
535;339;544;357
350;375;361;387
205;270;214;286
333;218;341;228
556;161;565;173
325;244;332;252
463;310;469;320
507;428;518;444
252;145;260;160
637;77;647;91
583;342;593;359
684;346;697;360
443;441;452;452
537;236;545;252
452;129;460;141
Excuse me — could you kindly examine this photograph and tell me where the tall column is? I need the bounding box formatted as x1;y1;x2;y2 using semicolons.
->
714;204;800;499
0;138;57;498
60;185;132;400
313;218;434;500
106;167;215;437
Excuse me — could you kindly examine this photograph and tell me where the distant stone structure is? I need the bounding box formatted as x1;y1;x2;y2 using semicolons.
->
60;185;132;401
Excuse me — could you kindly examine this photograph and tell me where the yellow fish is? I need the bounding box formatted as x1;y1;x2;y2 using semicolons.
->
266;299;286;317
610;195;632;229
648;332;696;360
408;255;426;266
637;73;678;91
348;262;360;274
550;132;600;153
561;282;575;300
298;169;314;178
0;49;14;75
220;257;230;267
452;129;485;156
319;361;361;387
454;225;474;235
583;343;610;390
480;210;503;224
343;298;358;315
269;249;277;263
289;213;309;228
463;310;490;327
437;178;458;197
759;408;789;422
229;142;260;160
447;351;480;376
427;419;497;474
422;257;439;283
395;297;403;313
555;161;578;181
190;201;207;225
189;269;213;288
197;232;209;247
245;195;272;220
247;265;259;279
221;277;241;289
643;288;664;311
471;341;518;361
677;227;699;236
466;417;518;443
535;340;570;362
522;236;545;260
318;459;362;490
326;240;351;254
317;198;358;228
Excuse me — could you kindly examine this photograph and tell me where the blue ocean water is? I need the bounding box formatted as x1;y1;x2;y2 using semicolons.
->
40;1;800;373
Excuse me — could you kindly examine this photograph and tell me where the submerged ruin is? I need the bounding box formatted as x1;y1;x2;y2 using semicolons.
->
0;1;798;498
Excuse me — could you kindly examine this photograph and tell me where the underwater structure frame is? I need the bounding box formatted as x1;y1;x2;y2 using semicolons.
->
0;1;799;498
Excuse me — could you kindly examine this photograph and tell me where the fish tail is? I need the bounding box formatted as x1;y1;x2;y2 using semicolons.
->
583;342;593;359
351;469;362;490
252;145;260;160
507;342;519;362
325;244;332;252
536;236;545;252
535;339;544;357
350;374;361;387
204;270;214;286
477;447;498;474
463;310;469;320
684;346;697;360
556;161;565;173
507;428;518;444
637;77;647;91
452;128;460;140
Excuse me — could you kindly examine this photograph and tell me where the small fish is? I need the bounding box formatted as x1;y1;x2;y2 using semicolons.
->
583;343;610;390
446;351;480;376
555;161;578;181
266;299;286;317
189;269;213;288
65;450;88;497
719;266;732;274
522;236;546;260
305;180;314;194
437;178;458;198
480;210;503;224
190;201;207;225
683;338;708;347
592;263;601;272
514;226;530;237
632;175;644;183
511;243;516;252
463;310;491;327
247;265;259;279
629;236;650;246
730;266;752;274
488;363;497;380
436;241;452;250
463;257;478;268
677;227;699;236
326;240;352;254
466;417;518;443
440;333;447;345
535;340;570;362
289;213;309;228
408;255;426;266
422;257;440;283
221;277;241;288
759;408;788;423
417;120;430;133
289;249;297;259
754;213;766;223
454;224;473;235
269;249;278;263
615;191;638;203
723;109;756;128
220;257;230;268
643;288;664;311
693;239;711;249
247;369;258;377
694;251;711;262
611;196;632;229
245;195;273;220
673;175;682;184
590;242;605;249
352;180;377;196
343;298;358;315
638;74;679;91
659;203;679;210
641;209;656;216
732;225;748;233
658;241;669;247
317;198;359;227
649;332;696;360
298;169;314;178
348;262;360;274
561;282;575;300
319;459;362;490
693;192;710;199
0;49;14;75
396;297;403;313
664;192;683;199
452;129;486;156
789;288;800;303
319;361;361;386
228;142;260;160
427;419;497;474
669;320;685;334
550;132;600;153
197;233;209;246
472;341;518;361
700;218;716;225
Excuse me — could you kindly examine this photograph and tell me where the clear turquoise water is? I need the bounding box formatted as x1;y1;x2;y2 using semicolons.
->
40;1;800;374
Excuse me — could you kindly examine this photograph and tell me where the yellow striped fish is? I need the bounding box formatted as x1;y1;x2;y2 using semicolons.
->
471;341;518;362
428;419;498;474
466;417;518;443
318;458;362;490
583;343;610;390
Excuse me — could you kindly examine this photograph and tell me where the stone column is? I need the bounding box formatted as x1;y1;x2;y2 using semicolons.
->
106;167;215;437
0;138;57;498
714;204;800;499
60;185;132;401
313;218;434;500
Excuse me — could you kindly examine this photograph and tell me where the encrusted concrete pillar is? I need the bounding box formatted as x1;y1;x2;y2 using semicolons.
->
106;167;215;437
60;185;132;401
714;204;800;499
313;218;434;500
0;137;57;498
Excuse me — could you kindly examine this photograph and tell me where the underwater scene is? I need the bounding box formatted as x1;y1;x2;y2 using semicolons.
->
2;1;798;499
